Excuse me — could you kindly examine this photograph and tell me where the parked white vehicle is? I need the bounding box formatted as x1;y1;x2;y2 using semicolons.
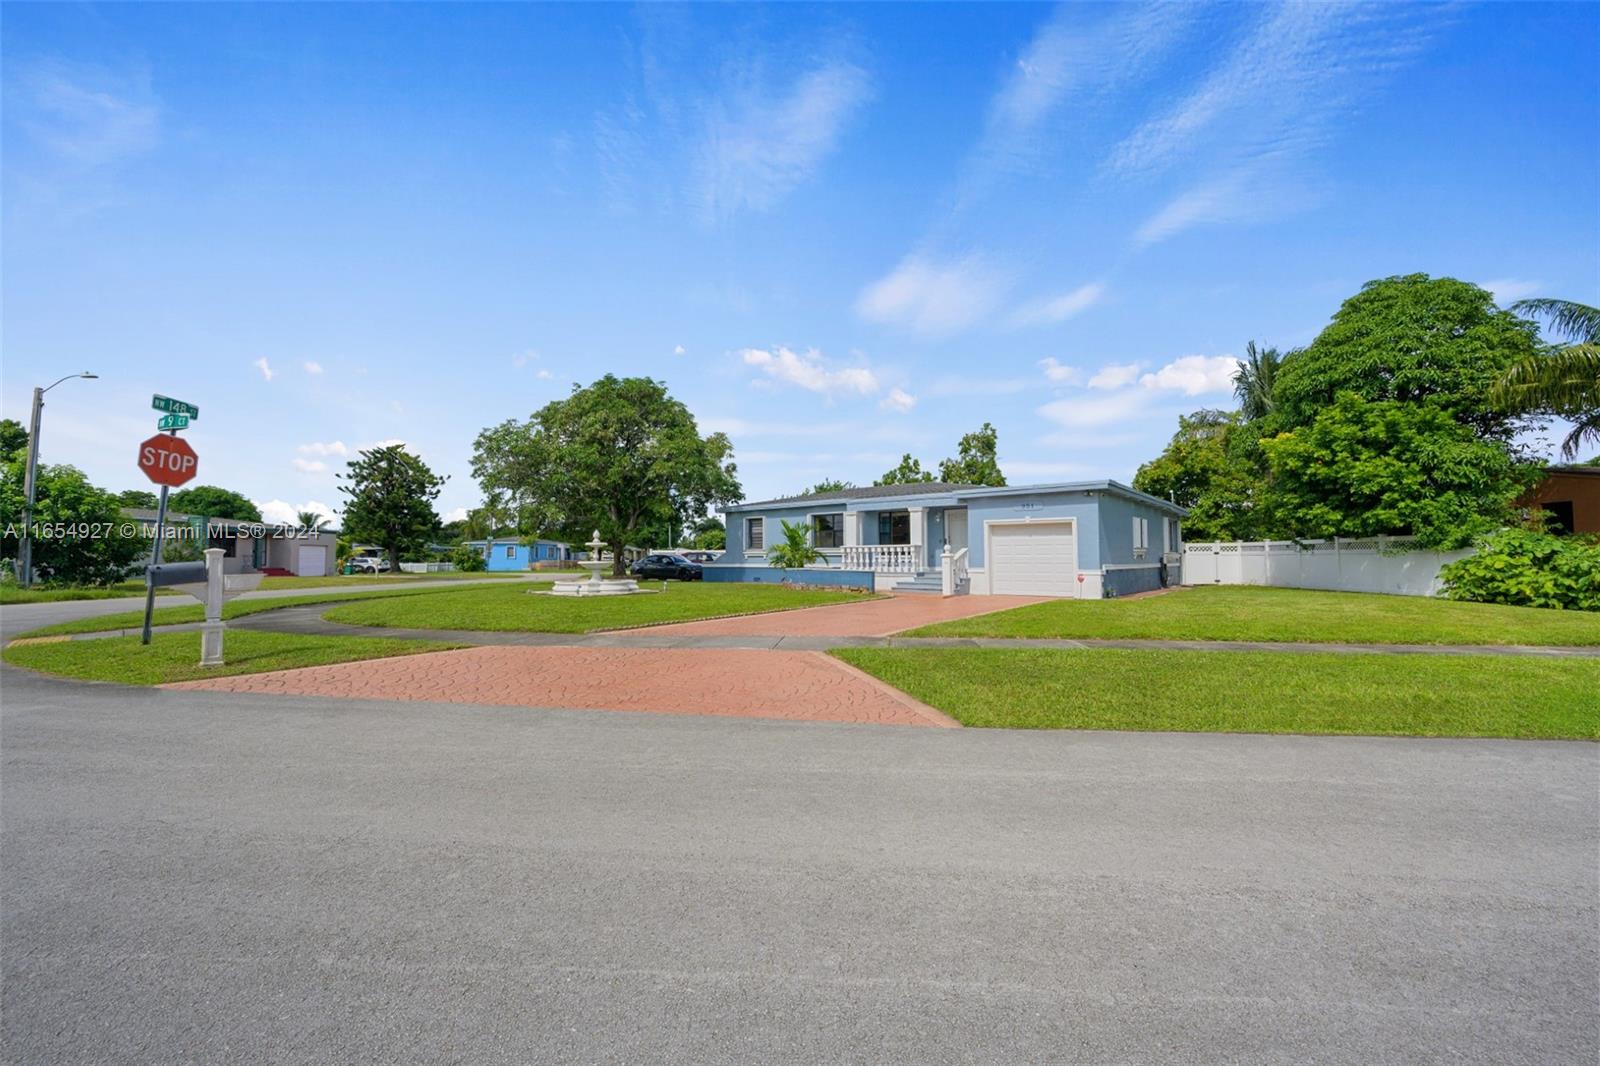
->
348;554;391;574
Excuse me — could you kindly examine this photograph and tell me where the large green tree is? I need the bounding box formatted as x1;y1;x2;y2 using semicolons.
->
2;460;146;585
1273;274;1542;438
1132;410;1264;542
938;422;1006;486
1493;298;1600;460
115;489;159;510
471;376;741;576
168;485;262;522
875;453;935;486
337;445;448;574
1259;394;1541;549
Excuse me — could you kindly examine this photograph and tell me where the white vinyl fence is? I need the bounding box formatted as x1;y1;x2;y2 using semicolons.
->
398;561;456;574
1182;536;1474;597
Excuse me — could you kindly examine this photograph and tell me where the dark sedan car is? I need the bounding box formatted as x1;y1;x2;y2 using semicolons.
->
631;553;704;580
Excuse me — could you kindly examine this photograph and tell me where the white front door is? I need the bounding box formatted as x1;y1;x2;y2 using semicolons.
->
988;520;1077;597
945;508;968;552
296;545;328;577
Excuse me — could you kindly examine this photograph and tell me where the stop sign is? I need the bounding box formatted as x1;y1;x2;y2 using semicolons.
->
138;434;199;487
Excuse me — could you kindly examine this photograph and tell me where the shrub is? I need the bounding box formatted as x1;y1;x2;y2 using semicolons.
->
450;544;488;572
767;520;822;569
1439;528;1600;611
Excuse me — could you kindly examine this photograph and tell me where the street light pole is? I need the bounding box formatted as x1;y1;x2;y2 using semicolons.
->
17;372;98;588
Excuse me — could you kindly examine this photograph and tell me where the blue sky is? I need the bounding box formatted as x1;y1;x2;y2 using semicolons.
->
4;2;1596;526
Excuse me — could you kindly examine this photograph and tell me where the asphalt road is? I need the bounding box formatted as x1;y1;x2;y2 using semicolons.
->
3;666;1596;1064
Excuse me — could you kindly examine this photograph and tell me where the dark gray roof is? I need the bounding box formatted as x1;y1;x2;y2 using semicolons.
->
742;482;982;509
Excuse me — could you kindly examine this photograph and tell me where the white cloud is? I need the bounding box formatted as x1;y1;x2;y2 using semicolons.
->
673;344;686;356
1139;354;1239;395
880;387;916;413
1115;4;1437;246
1481;278;1542;305
1088;363;1142;390
303;361;324;375
1039;358;1082;385
512;350;537;368
1037;388;1153;430
297;441;348;457
856;254;1009;336
254;498;339;527
1010;282;1107;327
741;346;879;396
444;507;470;523
536;369;553;380
19;63;160;168
253;357;275;382
697;58;872;217
292;458;327;474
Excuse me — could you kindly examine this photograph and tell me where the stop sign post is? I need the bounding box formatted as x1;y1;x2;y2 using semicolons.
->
138;419;201;645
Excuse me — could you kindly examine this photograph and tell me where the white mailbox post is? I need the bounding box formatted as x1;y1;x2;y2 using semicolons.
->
146;548;265;665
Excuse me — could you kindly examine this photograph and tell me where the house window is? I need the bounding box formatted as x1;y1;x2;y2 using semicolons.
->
747;517;764;551
1166;518;1180;553
1133;517;1149;560
1543;501;1576;535
813;513;844;548
877;511;911;545
504;545;516;558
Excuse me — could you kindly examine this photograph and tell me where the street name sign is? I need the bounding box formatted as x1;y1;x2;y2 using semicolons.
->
151;394;200;419
157;414;190;431
137;434;199;488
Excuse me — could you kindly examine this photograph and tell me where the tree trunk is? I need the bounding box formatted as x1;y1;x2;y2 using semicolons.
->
611;537;628;578
389;545;401;576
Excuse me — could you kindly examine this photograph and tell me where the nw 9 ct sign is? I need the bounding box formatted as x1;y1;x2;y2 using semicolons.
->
138;434;199;487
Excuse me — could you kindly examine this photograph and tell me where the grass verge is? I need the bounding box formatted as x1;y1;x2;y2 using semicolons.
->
256;571;569;590
3;629;462;686
832;647;1600;739
14;583;552;638
1;581;176;604
322;581;865;633
908;586;1600;646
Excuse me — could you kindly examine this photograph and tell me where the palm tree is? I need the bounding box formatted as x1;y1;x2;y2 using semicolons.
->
1232;341;1282;421
1496;299;1600;460
296;509;330;532
767;520;822;569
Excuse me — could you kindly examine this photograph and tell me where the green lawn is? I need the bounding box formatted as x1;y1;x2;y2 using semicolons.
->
0;580;176;605
909;586;1600;646
3;629;462;686
0;570;555;604
15;583;552;638
323;581;866;633
834;647;1600;739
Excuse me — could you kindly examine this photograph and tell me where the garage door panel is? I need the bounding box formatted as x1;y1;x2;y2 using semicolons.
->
989;522;1076;597
296;546;328;577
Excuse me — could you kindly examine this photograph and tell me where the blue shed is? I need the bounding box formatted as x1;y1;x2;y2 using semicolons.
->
463;538;573;571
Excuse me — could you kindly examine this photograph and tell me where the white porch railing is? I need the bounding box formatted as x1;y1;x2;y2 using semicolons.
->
940;546;969;596
841;543;921;574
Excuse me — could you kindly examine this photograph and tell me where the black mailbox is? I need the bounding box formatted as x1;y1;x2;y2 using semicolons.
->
147;561;209;588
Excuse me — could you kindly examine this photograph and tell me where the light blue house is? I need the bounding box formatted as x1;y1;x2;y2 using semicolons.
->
464;537;573;572
711;481;1186;598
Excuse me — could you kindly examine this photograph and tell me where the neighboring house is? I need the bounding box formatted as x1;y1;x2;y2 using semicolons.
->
124;509;340;577
713;481;1186;598
1517;465;1600;534
463;537;574;571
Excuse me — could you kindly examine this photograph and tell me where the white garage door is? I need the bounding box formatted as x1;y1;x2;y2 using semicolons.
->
296;546;328;577
989;521;1077;597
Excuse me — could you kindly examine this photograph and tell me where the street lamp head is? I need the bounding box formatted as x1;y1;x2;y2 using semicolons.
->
80;372;98;379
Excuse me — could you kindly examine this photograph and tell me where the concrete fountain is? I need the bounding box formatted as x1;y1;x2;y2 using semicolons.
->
547;530;652;597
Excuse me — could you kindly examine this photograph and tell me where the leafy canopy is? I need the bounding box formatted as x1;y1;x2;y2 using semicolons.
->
938;422;1006;486
876;453;935;486
471;376;740;575
1132;410;1263;542
337;445;447;571
2;461;146;585
168;485;262;522
1440;527;1600;611
1259;394;1540;550
1273;273;1542;438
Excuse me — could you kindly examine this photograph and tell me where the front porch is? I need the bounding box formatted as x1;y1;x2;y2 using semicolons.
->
827;506;970;594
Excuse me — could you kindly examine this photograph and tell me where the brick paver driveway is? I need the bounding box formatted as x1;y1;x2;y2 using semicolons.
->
166;646;958;728
634;592;1049;638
